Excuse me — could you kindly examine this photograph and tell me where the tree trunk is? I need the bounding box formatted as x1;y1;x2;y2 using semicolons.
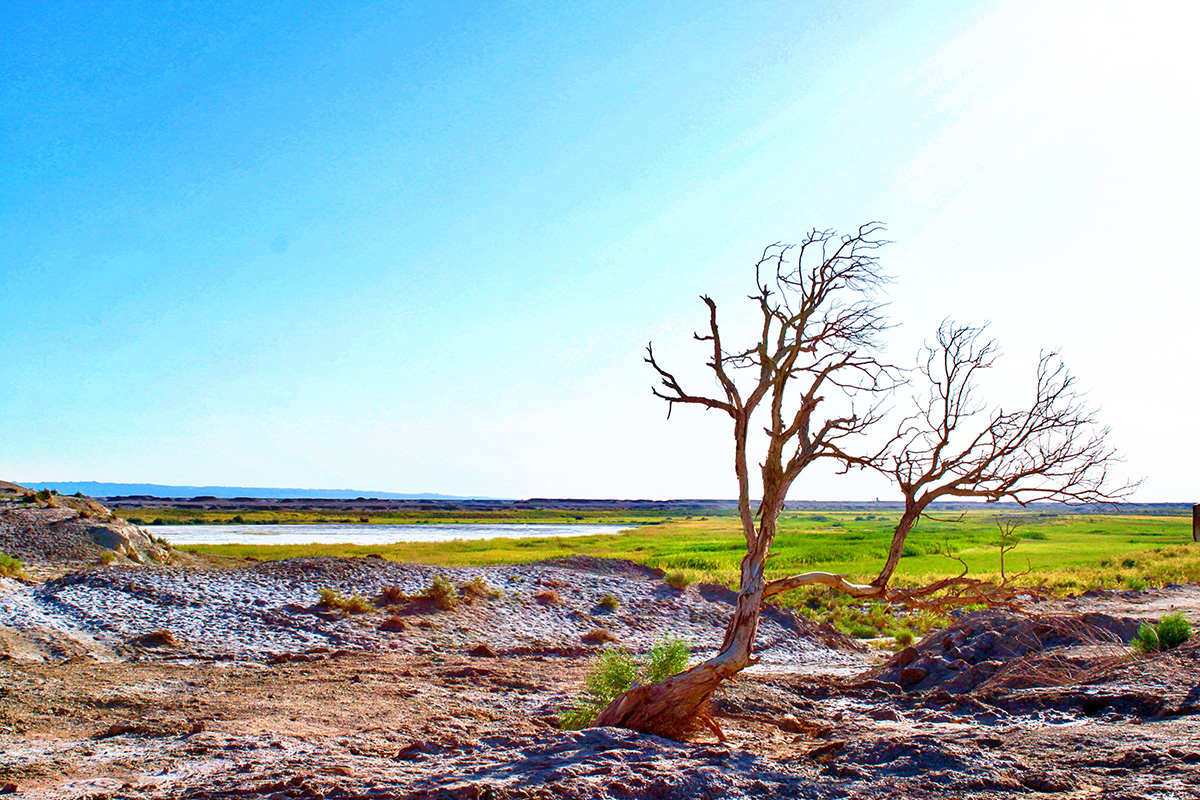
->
871;501;923;588
591;529;770;737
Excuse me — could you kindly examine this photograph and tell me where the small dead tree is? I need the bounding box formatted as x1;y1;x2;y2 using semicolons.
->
994;518;1034;585
591;230;1135;739
592;224;895;737
760;322;1138;607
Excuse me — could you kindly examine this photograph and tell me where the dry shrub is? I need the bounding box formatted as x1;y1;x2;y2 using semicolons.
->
378;585;412;604
423;575;459;610
534;589;562;606
583;628;621;645
664;571;691;590
460;576;501;601
379;615;408;632
317;587;373;614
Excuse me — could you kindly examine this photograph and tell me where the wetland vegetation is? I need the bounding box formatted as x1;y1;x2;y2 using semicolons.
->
179;509;1199;636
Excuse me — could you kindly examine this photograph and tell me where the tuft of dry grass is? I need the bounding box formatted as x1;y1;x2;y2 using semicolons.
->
664;571;691;590
598;593;621;611
460;576;501;601
317;588;374;614
582;628;620;645
378;585;412;604
534;589;562;605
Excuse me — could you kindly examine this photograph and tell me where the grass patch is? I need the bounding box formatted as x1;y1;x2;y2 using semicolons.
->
559;637;691;730
598;593;621;611
0;552;26;579
317;588;373;614
1132;612;1192;653
460;576;501;601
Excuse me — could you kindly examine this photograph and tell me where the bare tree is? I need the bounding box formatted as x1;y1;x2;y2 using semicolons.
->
994;518;1029;584
592;224;895;737
590;229;1135;739
762;322;1138;607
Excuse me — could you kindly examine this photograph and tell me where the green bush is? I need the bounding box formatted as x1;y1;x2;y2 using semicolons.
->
1157;612;1192;649
894;628;915;647
0;552;25;579
559;637;691;730
847;622;880;639
598;593;621;611
316;587;372;613
1132;612;1191;653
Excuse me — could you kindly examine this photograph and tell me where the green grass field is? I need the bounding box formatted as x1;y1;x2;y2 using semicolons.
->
179;510;1199;599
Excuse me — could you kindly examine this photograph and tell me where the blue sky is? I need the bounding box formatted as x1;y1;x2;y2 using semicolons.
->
3;0;1197;500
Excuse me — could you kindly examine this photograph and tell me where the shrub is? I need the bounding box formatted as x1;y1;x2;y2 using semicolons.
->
664;571;691;590
379;585;412;604
598;593;621;611
582;628;620;645
316;587;371;613
0;552;26;579
99;552;118;565
1132;612;1192;653
460;576;501;601
342;594;374;614
559;637;691;730
847;623;880;639
894;628;915;647
423;575;459;610
318;587;345;608
1157;612;1192;649
534;589;562;605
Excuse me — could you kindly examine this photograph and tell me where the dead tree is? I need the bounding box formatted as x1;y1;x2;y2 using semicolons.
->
591;224;895;737
591;233;1136;739
760;322;1138;607
758;321;1132;609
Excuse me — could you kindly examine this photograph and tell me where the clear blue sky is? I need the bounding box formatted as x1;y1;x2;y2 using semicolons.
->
3;0;1196;500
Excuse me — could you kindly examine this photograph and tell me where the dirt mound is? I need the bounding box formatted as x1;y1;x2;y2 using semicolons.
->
873;608;1147;694
0;483;192;577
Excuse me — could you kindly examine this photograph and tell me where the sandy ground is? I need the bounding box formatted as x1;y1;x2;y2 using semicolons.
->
1;557;1200;799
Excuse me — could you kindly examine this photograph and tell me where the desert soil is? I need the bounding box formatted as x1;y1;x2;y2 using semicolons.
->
1;551;1200;799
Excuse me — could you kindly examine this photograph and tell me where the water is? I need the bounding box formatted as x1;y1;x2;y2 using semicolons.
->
153;523;631;547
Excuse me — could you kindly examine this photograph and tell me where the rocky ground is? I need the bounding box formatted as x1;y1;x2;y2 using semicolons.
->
2;493;1200;799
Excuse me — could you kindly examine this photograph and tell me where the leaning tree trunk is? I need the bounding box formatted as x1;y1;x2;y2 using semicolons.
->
591;492;778;738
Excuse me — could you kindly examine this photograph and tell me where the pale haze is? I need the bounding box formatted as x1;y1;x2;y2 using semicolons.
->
3;0;1196;501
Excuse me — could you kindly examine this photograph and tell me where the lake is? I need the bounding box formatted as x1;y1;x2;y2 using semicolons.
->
153;523;631;547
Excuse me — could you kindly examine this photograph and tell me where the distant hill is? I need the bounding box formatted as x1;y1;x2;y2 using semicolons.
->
16;482;501;501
